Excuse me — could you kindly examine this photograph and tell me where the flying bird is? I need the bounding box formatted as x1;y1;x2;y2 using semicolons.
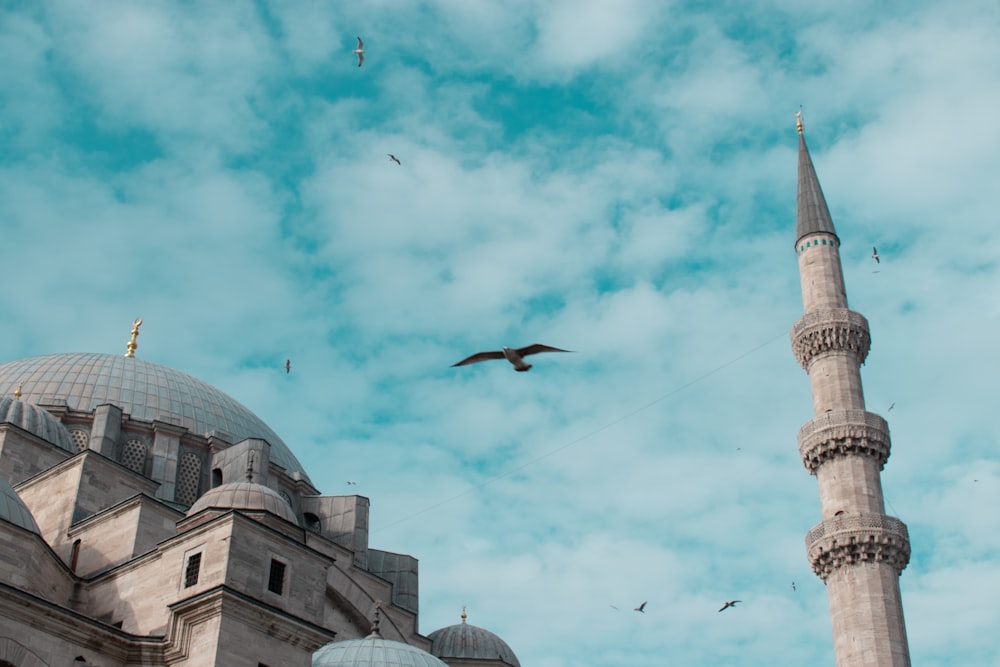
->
887;402;895;412
718;600;741;612
872;246;880;264
285;359;291;374
451;344;573;372
388;154;401;165
353;36;364;67
791;581;796;591
609;605;619;611
634;601;647;613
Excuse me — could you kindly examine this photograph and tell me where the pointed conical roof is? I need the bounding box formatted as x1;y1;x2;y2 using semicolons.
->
796;126;838;246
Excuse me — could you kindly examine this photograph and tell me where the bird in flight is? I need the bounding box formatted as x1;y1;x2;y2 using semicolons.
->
872;246;880;264
346;481;357;486
634;601;647;613
719;600;741;612
791;581;796;591
888;402;895;412
388;154;401;165
609;604;619;611
353;37;364;67
285;359;291;374
452;344;573;372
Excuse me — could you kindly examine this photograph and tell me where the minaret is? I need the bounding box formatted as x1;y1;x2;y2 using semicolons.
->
790;113;912;666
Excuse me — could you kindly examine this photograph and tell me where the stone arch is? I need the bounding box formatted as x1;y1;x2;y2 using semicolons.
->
0;637;50;666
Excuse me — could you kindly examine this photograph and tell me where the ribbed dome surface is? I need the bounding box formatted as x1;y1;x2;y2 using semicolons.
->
428;622;520;667
0;396;74;452
313;637;448;667
0;353;310;483
0;474;40;534
187;482;299;525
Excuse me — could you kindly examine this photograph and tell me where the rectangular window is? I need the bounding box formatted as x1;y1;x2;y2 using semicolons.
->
184;553;202;588
267;558;286;595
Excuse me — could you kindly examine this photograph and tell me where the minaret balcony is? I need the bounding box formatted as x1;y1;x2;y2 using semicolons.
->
798;409;891;473
791;308;870;370
806;512;910;581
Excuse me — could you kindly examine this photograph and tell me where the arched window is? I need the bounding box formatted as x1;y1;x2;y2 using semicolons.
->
175;453;202;506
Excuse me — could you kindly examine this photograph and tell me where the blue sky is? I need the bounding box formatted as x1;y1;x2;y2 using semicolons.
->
2;1;999;665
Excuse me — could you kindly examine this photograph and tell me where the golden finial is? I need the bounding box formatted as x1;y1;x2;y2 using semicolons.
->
125;317;143;358
461;606;467;624
13;381;23;399
367;600;383;638
796;107;804;135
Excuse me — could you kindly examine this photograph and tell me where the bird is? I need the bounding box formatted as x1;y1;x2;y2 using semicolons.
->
285;359;291;374
609;605;619;611
887;402;895;412
872;246;880;264
451;344;573;372
791;581;796;591
634;601;647;613
346;481;357;485
388;154;401;165
718;600;741;612
353;36;364;67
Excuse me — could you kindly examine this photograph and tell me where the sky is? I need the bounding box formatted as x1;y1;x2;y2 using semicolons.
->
1;1;999;665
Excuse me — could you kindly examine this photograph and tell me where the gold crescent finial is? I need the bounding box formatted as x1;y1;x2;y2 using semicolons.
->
796;107;804;135
461;605;467;623
125;317;143;358
13;381;23;399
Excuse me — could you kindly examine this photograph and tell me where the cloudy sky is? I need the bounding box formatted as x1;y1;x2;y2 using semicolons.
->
2;1;999;665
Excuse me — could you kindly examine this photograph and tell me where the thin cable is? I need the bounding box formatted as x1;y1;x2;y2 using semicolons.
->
373;330;788;533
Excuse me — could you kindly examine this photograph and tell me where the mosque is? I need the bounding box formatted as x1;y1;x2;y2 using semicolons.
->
0;120;911;666
0;325;520;666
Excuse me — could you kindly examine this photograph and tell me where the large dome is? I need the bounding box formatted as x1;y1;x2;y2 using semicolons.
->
0;353;310;483
428;620;520;667
313;637;448;667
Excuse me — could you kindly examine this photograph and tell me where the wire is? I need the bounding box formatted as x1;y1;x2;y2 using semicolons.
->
372;329;788;533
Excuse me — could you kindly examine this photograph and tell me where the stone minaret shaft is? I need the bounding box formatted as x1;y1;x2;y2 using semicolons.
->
790;120;911;667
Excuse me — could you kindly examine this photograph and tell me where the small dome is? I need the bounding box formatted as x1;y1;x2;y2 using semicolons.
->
428;620;520;667
0;396;74;453
0;474;41;534
313;636;448;667
187;481;299;525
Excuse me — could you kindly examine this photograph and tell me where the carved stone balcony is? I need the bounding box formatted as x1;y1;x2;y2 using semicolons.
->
791;309;870;370
798;410;891;473
806;512;910;581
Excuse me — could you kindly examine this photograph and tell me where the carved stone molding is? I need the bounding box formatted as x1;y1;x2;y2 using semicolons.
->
791;309;870;370
806;513;910;580
798;410;890;473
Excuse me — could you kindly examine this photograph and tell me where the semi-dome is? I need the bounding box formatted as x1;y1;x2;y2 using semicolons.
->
313;636;448;667
0;474;41;534
0;396;74;453
0;353;310;483
187;481;299;525
428;618;520;667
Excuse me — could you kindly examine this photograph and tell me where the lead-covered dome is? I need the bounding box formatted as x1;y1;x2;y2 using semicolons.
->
187;481;299;525
0;474;40;534
0;353;310;483
0;396;74;452
313;636;448;667
428;619;520;667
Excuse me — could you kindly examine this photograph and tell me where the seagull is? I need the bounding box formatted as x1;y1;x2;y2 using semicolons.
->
609;605;619;611
791;581;796;591
285;359;291;374
888;402;895;412
719;600;741;612
346;481;357;485
451;344;573;372
388;154;401;165
872;246;880;264
634;601;647;613
353;36;364;67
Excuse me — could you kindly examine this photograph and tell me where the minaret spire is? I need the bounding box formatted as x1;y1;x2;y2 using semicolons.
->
790;119;911;666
